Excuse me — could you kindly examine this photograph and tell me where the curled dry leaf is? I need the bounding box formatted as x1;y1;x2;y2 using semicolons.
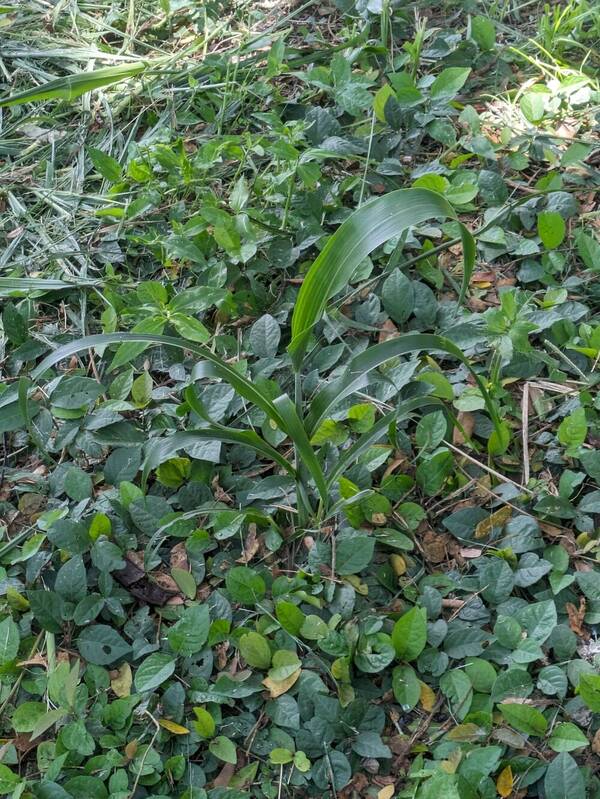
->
237;523;260;564
566;597;589;640
453;410;475;445
170;541;189;571
378;318;399;343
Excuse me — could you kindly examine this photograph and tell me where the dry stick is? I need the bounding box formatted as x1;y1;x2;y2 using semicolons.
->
522;381;530;486
323;745;338;799
128;711;161;799
442;440;535;496
453;460;542;525
429;476;478;517
530;379;584;395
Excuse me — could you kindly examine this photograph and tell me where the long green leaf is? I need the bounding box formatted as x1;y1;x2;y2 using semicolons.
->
0;62;148;107
30;333;288;431
326;396;443;486
288;188;474;370
142;429;296;486
273;394;328;505
306;333;501;438
182;385;297;477
0;278;101;294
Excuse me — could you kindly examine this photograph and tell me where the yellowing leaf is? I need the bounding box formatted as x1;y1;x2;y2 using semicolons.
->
440;748;461;773
448;749;462;771
262;667;301;698
391;554;407;576
377;785;395;799
475;506;512;539
110;663;132;698
124;739;138;760
193;706;216;738
338;682;355;707
343;575;369;595
158;719;190;735
373;84;394;122
419;681;436;711
496;765;513;797
446;723;486;742
331;657;351;683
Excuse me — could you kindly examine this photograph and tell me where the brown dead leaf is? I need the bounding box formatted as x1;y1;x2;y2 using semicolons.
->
453;411;475;445
460;547;483;559
496;277;516;288
17;653;48;669
538;522;563;538
382;455;409;480
566;597;589;640
124;550;145;570
379;318;399;343
215;642;229;670
556;122;577;139
237;523;260;564
339;772;369;799
471;270;496;283
212;762;236;787
13;734;39;755
421;530;449;564
170;541;189;571
442;597;465;609
112;551;179;605
212;475;233;504
150;572;181;594
17;492;46;521
468;297;489;312
592;729;600;755
152;571;180;593
124;739;138;761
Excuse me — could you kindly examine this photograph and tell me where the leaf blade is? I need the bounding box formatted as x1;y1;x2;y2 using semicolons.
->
288;188;474;370
0;62;148;107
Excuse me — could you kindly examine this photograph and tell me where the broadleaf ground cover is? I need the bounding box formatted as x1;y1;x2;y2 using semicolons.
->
0;1;599;797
